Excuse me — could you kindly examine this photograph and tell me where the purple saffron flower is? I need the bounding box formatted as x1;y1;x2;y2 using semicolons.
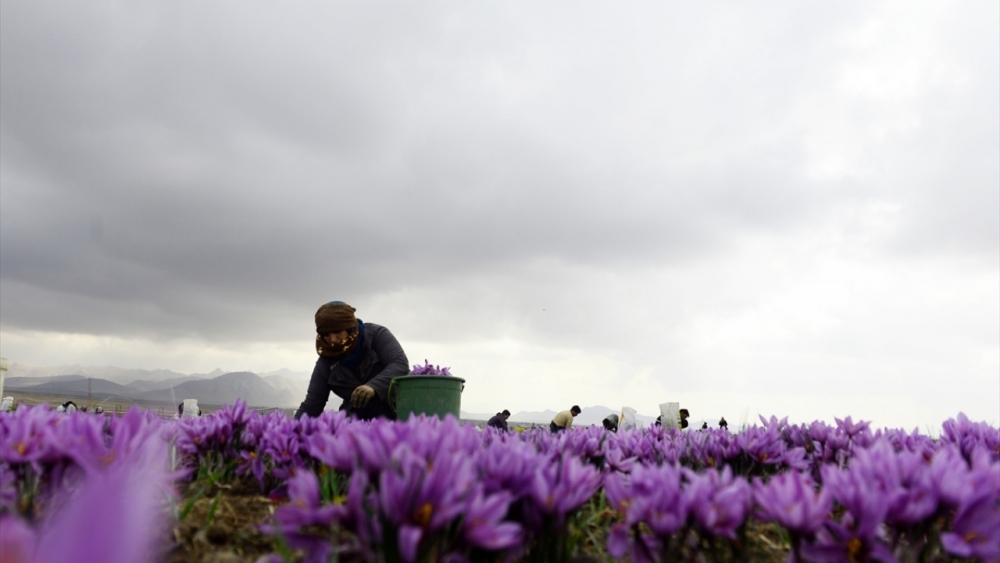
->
377;444;475;562
834;416;871;439
476;440;542;499
461;487;522;550
685;467;752;540
605;463;688;536
753;471;832;535
286;470;342;527
930;445;976;508
884;450;938;526
820;462;889;541
737;426;786;466
410;359;452;376
940;494;1000;562
604;444;636;474
34;442;171;563
606;523;630;559
0;405;57;465
0;514;36;563
526;453;602;528
264;470;346;563
606;522;662;563
304;431;355;473
811;460;896;563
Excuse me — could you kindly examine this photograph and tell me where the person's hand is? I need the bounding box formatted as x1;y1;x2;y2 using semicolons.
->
351;385;376;408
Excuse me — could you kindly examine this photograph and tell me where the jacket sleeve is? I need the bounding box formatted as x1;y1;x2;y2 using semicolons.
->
295;358;331;420
364;326;410;400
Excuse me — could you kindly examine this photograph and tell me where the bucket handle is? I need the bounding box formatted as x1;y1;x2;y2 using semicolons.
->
387;378;398;414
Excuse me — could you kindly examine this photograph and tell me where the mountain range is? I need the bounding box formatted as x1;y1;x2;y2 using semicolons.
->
3;365;309;409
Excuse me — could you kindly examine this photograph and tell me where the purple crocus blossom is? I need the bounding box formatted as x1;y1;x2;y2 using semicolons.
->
33;434;171;563
410;359;452;376
476;439;543;499
834;416;871;440
737;426;787;467
265;470;342;563
813;452;897;563
460;487;522;550
941;412;1000;463
0;514;37;563
940;493;1000;562
526;453;602;528
377;444;475;562
605;463;688;536
753;471;832;534
684;466;752;540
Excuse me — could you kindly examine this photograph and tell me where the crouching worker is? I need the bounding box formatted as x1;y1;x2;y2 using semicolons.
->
602;413;619;432
295;301;409;421
550;405;581;432
488;409;511;431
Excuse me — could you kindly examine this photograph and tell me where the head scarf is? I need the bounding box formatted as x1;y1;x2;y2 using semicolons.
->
315;301;361;359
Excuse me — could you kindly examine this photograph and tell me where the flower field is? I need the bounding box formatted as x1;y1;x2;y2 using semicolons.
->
1;403;998;563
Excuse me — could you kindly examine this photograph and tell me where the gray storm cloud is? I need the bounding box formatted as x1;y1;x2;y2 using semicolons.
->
1;1;997;427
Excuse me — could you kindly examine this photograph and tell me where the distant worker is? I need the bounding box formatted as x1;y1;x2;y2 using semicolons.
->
602;413;619;432
719;416;729;430
296;301;409;421
550;405;581;433
56;401;78;414
701;422;708;430
488;409;511;431
655;407;690;428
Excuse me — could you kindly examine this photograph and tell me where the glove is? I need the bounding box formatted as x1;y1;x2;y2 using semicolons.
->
351;385;376;409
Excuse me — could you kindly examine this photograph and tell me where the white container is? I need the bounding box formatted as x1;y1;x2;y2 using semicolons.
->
659;402;680;429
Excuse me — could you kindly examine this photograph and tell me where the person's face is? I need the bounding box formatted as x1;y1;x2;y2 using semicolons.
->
680;412;688;420
324;330;349;346
503;414;509;420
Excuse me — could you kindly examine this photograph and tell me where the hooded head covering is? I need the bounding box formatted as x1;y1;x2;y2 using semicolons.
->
315;301;362;359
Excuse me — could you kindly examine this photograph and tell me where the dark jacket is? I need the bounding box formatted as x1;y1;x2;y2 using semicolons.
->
487;413;509;431
295;323;409;420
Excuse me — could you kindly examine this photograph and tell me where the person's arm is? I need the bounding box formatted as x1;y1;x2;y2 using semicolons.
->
362;326;409;399
295;359;331;419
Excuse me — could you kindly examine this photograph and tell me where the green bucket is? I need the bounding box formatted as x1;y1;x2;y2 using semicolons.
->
389;375;465;420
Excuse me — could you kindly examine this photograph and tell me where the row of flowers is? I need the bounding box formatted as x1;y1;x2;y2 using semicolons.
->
1;403;998;562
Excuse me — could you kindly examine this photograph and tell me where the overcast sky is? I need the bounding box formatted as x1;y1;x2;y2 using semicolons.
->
2;1;997;431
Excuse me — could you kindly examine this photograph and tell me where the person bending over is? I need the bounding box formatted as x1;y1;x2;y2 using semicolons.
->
550;405;581;432
488;409;511;431
602;413;619;432
295;301;409;421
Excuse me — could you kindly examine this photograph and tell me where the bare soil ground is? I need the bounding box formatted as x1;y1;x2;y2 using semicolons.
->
167;480;282;563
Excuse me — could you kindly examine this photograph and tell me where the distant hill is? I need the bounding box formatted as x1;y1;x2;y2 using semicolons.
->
5;370;302;409
5;375;139;403
6;364;193;384
136;371;298;408
5;375;90;386
124;376;210;392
